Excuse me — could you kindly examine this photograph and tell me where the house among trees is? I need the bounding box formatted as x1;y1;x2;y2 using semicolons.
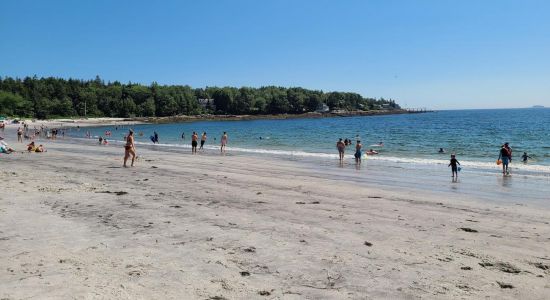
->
315;103;330;113
198;98;216;111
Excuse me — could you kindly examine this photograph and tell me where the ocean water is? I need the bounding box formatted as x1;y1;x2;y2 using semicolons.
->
74;108;550;176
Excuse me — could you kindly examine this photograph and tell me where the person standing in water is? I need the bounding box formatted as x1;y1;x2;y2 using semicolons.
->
181;132;185;140
336;138;345;161
123;130;136;167
220;132;228;153
498;142;512;175
191;131;198;154
448;154;461;179
521;152;532;163
354;140;362;164
154;131;159;144
200;132;207;150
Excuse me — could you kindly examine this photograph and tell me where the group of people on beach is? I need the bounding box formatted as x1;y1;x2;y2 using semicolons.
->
1;123;60;155
446;142;534;179
493;142;530;175
336;138;383;164
122;130;229;167
26;141;46;153
1;119;538;180
15;123;64;142
183;131;228;154
338;137;533;179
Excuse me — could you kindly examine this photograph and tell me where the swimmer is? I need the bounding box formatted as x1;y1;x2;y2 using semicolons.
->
366;149;378;155
438;148;445;153
521;152;532;163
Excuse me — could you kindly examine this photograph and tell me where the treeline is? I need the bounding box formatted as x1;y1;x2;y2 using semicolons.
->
0;76;400;119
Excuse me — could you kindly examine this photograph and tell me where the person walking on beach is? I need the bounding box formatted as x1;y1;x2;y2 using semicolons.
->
220;132;228;153
17;127;23;142
354;140;363;164
498;142;512;175
200;132;207;150
336;138;345;161
123;130;136;167
521;152;532;163
448;154;461;179
191;131;198;154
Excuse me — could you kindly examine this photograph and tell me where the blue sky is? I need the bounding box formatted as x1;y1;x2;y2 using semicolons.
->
1;0;549;109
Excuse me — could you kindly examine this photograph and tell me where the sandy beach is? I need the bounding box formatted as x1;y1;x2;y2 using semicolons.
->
1;127;549;299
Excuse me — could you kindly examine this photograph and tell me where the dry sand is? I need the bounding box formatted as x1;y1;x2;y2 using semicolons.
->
1;132;549;299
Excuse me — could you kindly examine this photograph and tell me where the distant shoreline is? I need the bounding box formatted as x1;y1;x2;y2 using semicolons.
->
131;109;431;124
2;109;430;127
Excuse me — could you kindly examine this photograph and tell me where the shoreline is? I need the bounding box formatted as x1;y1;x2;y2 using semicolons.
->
1;109;430;128
1;130;549;299
68;134;550;207
134;109;430;123
2;117;143;129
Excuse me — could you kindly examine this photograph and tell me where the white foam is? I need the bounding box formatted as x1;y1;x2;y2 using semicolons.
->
81;137;550;176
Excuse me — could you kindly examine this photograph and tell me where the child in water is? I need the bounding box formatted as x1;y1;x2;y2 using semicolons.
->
521;152;531;163
448;154;461;179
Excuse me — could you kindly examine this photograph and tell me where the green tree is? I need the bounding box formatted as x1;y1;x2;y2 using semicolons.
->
0;91;32;116
138;97;156;116
0;76;401;118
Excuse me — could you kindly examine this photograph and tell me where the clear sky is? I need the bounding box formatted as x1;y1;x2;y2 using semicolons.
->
1;0;549;109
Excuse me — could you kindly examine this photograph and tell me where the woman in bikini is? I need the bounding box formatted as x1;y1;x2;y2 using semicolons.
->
220;132;228;153
17;127;23;142
123;130;136;167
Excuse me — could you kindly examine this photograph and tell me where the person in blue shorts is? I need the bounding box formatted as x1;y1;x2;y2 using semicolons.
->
498;143;512;175
354;140;362;164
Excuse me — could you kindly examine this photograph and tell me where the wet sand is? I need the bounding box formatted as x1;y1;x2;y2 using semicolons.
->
1;129;549;299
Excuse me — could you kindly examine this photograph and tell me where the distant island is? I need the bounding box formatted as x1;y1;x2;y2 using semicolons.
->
532;105;545;108
0;75;402;119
